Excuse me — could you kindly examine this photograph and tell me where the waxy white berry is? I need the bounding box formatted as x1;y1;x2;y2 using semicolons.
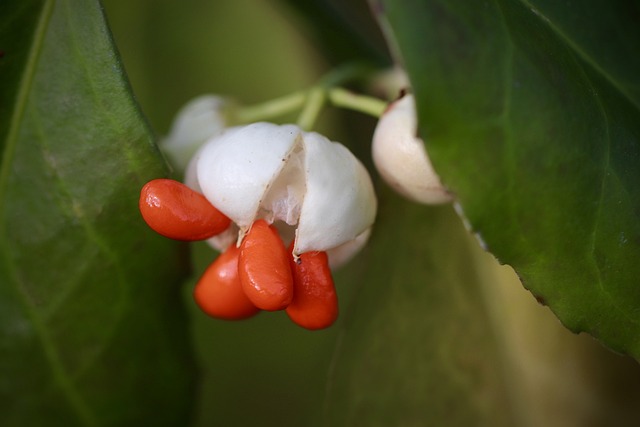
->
189;122;377;266
372;94;453;204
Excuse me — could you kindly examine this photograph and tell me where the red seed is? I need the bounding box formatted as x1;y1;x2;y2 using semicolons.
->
286;246;338;330
193;244;260;320
139;178;230;241
238;220;293;311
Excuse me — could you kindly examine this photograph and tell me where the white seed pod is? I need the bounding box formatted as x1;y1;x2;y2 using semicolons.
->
160;95;231;173
326;228;371;269
197;123;302;229
294;131;375;255
372;94;453;204
368;66;411;101
184;146;237;252
194;122;377;262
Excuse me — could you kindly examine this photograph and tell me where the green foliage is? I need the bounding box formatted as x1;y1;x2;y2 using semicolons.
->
324;195;516;426
375;0;640;357
0;1;194;425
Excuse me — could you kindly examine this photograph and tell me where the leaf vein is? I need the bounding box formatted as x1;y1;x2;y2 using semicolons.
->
29;102;133;382
576;63;638;326
0;247;98;427
517;0;640;111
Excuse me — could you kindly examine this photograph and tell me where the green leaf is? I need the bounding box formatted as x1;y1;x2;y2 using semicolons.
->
323;194;517;426
374;0;640;358
0;1;195;425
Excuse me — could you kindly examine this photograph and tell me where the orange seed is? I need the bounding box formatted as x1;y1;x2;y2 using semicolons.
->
139;178;230;241
238;220;293;311
193;244;260;320
286;246;338;330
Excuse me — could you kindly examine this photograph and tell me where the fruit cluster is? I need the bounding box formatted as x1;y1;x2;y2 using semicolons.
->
140;88;451;330
141;122;376;330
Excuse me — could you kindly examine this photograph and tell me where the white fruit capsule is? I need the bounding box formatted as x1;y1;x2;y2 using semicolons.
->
191;122;377;267
160;95;231;173
372;94;453;204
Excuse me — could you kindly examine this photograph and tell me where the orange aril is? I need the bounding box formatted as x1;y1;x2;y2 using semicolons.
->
238;220;293;311
139;178;230;241
286;245;338;330
194;244;260;320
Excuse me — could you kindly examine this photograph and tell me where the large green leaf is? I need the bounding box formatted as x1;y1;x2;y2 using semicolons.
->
0;1;195;425
323;192;516;426
374;0;640;357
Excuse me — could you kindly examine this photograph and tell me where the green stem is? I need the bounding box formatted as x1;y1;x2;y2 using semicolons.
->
231;64;385;127
297;87;326;131
318;62;376;87
328;88;387;118
234;91;306;124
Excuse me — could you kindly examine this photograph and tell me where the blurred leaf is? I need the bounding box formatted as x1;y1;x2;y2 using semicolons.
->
323;191;516;426
373;0;640;358
0;0;195;425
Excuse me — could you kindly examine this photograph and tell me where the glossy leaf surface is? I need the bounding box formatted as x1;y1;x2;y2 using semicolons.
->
0;1;194;425
374;0;640;358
